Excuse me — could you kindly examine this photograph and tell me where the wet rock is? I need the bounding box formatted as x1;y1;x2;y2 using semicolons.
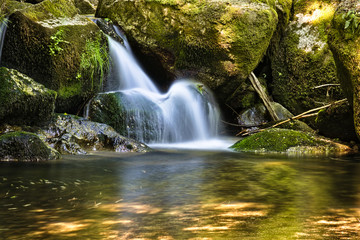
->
269;0;344;116
87;91;164;143
2;0;109;114
39;114;150;154
0;131;60;161
231;128;352;155
238;102;293;126
328;0;360;140
0;67;57;126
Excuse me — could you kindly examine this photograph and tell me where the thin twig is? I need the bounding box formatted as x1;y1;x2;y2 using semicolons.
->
312;84;340;89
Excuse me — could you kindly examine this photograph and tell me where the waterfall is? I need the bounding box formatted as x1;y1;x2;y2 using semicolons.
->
105;35;221;144
0;18;8;65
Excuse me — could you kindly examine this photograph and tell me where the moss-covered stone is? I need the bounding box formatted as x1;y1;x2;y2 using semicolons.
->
74;0;96;14
230;128;351;155
0;131;60;161
0;67;57;126
327;0;360;140
2;0;109;114
269;0;344;116
96;0;283;115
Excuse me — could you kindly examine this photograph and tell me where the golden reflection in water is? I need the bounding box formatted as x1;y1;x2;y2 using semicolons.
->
12;203;360;239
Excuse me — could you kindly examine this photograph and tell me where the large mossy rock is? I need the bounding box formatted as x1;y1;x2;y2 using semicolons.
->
0;67;57;126
2;0;109;114
39;114;150;154
231;128;352;155
328;0;360;140
269;0;344;115
96;0;290;113
0;131;60;161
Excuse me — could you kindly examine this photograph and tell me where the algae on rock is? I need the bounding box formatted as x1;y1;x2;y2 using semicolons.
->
231;128;351;155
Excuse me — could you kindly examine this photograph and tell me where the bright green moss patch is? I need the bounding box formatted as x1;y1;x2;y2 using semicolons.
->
231;128;319;152
77;32;109;92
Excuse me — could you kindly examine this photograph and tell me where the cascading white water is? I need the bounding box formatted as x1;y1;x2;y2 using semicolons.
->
0;18;8;64
106;35;221;144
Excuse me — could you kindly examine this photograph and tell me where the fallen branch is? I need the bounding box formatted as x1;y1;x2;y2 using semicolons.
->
236;98;348;137
248;72;280;121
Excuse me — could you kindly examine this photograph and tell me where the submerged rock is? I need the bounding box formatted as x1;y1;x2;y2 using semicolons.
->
0;131;60;161
269;0;344;116
231;128;352;155
96;0;288;114
2;0;109;114
328;0;360;140
0;67;57;126
39;114;150;154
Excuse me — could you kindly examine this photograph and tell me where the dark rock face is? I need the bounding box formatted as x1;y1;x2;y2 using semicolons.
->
0;67;57;126
316;101;357;142
39;114;150;154
0;131;60;161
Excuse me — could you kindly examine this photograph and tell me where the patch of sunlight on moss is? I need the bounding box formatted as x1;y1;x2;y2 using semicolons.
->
58;82;82;98
302;2;336;25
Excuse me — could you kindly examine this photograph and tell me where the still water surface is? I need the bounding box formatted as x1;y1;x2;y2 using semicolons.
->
1;148;360;239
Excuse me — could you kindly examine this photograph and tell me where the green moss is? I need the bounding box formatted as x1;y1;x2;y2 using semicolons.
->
231;128;319;152
21;0;78;22
77;32;109;92
48;28;68;56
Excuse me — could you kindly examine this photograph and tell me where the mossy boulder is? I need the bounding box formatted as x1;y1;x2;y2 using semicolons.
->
0;131;60;161
96;0;289;114
231;128;352;155
0;67;57;126
2;0;109;114
74;0;96;14
39;114;150;154
327;0;360;140
269;0;344;116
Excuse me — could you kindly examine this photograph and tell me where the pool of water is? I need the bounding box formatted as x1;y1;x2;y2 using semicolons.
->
1;148;360;239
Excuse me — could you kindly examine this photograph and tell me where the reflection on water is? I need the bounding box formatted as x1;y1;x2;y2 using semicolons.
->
0;150;360;239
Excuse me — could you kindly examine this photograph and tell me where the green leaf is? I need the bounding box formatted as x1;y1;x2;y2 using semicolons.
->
345;20;351;29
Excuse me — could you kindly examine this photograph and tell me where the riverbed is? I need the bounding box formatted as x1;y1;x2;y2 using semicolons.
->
0;146;360;239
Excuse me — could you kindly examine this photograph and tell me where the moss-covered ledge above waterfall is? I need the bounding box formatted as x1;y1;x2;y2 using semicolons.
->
95;0;289;113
